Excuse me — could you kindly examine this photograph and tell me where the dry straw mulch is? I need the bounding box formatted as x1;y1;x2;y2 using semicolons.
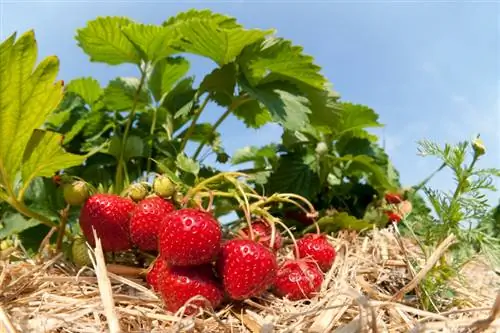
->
1;228;499;333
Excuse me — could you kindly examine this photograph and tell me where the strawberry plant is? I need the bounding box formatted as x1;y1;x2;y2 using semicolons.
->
1;9;400;254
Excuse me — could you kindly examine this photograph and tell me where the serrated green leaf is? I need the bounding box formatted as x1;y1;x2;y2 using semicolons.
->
241;82;311;131
0;212;40;238
332;102;382;138
75;16;142;65
335;154;392;190
163;9;242;29
122;24;178;63
164;10;272;66
232;144;278;165
148;57;190;102
107;135;145;161
240;37;327;90
66;77;103;108
232;99;272;129
199;63;237;106
267;152;320;199
0;31;64;190
304;213;375;234
176;153;200;175
21;130;87;186
103;77;150;111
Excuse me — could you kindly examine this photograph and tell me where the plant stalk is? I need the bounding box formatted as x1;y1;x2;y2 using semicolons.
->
115;67;148;194
192;95;250;161
55;204;71;252
179;94;211;153
6;196;57;228
146;107;159;174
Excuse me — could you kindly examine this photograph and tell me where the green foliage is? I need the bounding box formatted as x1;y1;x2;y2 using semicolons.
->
0;9;399;255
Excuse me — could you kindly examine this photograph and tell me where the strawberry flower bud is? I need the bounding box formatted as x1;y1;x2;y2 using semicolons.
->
472;136;486;157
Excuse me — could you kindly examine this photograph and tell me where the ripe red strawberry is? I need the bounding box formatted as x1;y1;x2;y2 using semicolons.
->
385;210;402;223
274;259;324;300
216;239;278;300
130;196;175;251
146;257;167;292
297;234;336;272
158;264;224;314
238;219;282;251
79;194;135;252
385;193;403;204
159;208;222;266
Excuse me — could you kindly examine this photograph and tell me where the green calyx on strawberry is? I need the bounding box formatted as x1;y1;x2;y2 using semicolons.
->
216;239;278;300
273;259;323;301
159;208;222;266
237;219;282;251
158;264;224;314
297;234;336;272
79;193;136;252
153;175;176;199
146;257;167;292
63;180;90;206
130;196;176;251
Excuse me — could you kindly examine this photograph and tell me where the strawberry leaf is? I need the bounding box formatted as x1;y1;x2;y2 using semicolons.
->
75;16;142;65
0;212;39;238
199;63;237;107
240;82;311;132
232;99;272;129
331;102;382;139
21;129;87;184
176;153;200;175
148;56;190;102
65;77;103;108
232;144;278;165
240;37;327;90
164;10;272;66
122;24;178;63
103;77;150;111
267;152;321;199
304;213;375;233
0;31;87;201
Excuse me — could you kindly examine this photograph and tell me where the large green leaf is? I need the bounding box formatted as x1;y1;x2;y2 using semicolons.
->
164;10;272;66
148;57;190;102
267;152;321;199
232;99;272;129
176;153;200;175
122;24;178;63
240;37;327;90
199;63;237;107
241;82;311;131
21;129;87;185
331;102;382;138
103;77;150;111
163;9;243;28
0;212;40;239
0;31;67;190
65;77;103;108
75;16;142;65
232;144;278;165
335;154;392;190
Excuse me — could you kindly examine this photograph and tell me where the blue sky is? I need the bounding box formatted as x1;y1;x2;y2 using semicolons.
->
1;1;499;206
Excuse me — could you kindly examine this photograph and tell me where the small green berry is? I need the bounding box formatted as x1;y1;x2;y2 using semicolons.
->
126;183;149;202
72;237;92;267
315;142;328;155
63;180;90;206
153;175;176;198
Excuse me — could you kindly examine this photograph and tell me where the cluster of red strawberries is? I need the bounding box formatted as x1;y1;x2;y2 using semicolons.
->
78;189;336;314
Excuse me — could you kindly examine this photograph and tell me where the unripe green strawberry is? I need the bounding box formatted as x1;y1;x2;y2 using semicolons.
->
72;237;91;267
153;175;176;198
315;141;328;155
126;183;149;202
63;180;90;206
